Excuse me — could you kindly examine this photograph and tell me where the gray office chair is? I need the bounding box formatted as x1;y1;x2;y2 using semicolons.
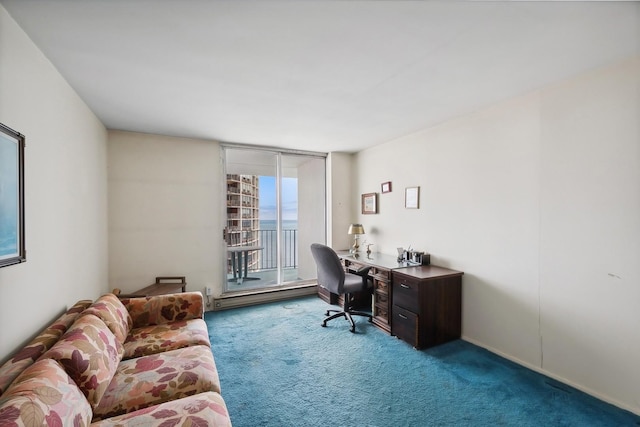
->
310;243;372;333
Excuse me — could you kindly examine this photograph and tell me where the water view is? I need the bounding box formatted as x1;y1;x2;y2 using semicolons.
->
0;134;18;258
259;219;298;230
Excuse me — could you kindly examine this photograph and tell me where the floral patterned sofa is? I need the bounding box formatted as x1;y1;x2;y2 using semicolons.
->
0;292;232;426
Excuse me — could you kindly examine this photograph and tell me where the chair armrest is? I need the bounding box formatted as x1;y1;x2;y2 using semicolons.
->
352;266;371;277
120;292;204;328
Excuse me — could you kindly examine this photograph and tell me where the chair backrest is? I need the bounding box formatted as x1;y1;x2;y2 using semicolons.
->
310;243;345;294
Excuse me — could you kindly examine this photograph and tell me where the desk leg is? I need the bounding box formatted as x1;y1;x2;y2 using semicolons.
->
243;250;249;279
235;251;243;284
231;253;238;280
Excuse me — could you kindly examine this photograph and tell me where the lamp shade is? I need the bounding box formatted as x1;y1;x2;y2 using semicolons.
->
348;223;365;235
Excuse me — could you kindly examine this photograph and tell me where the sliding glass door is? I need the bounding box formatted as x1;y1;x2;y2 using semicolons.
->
223;146;325;293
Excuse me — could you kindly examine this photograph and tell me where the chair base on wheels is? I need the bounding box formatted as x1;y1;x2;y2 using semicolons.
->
321;306;373;333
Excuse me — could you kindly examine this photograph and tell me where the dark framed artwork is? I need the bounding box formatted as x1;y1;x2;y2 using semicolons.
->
361;192;378;214
381;181;392;193
0;123;25;268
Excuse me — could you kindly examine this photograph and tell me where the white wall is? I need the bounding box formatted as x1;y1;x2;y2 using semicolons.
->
327;152;354;249
352;58;640;413
538;59;640;410
0;6;108;362
297;156;327;280
108;131;223;298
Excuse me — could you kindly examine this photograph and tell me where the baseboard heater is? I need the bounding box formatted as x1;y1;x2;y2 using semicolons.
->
211;285;318;311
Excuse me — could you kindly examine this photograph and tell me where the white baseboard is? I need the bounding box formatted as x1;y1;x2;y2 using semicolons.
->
210;285;318;311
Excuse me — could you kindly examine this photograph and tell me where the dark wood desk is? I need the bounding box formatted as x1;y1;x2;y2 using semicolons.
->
336;252;407;333
320;252;463;348
392;266;463;349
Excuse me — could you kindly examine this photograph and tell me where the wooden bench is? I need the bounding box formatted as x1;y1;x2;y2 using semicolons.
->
113;276;187;298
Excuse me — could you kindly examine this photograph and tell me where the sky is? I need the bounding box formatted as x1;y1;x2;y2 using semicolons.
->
259;176;298;221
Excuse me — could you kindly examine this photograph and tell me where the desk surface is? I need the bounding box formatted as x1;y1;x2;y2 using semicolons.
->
337;251;463;276
394;265;463;279
336;251;406;270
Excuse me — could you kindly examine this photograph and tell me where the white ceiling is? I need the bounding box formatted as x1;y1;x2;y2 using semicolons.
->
2;1;638;153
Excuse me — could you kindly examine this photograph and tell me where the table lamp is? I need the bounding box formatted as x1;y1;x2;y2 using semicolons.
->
348;223;365;253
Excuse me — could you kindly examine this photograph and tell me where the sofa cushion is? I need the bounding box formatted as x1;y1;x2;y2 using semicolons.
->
92;345;221;420
0;299;92;395
84;293;132;344
0;358;93;427
121;292;204;328
123;318;211;359
43;313;123;410
90;391;232;427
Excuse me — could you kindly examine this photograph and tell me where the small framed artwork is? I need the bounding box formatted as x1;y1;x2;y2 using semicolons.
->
362;192;378;214
381;181;392;193
0;123;26;268
405;186;420;209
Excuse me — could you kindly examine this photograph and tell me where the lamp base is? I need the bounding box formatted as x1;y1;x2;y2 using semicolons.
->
350;236;360;253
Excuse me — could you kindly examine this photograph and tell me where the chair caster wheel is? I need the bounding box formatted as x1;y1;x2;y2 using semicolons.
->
350;328;355;333
321;322;327;327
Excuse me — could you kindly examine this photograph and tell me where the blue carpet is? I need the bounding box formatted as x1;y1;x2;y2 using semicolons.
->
205;296;639;426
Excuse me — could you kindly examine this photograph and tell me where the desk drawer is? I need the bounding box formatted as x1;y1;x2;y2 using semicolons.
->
373;303;389;324
373;278;389;294
392;305;418;346
371;267;390;280
375;289;389;305
392;273;420;313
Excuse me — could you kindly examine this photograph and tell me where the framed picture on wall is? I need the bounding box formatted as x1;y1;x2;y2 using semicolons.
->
381;181;392;193
362;192;378;214
405;186;419;209
0;123;26;268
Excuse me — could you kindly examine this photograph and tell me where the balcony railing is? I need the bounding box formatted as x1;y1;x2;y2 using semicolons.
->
257;229;298;270
226;229;298;279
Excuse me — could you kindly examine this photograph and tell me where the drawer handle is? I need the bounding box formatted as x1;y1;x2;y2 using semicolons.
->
400;283;410;289
398;313;408;320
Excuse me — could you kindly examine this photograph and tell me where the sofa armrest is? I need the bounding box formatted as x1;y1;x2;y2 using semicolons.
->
0;299;92;395
120;292;205;328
